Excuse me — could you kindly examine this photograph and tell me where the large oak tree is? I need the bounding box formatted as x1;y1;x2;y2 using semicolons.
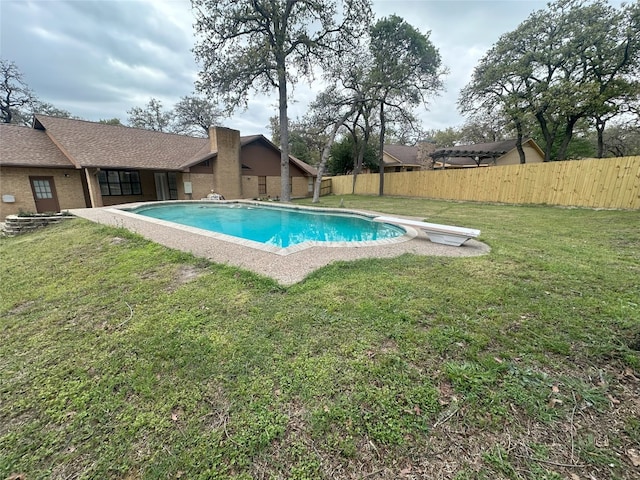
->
127;98;173;132
460;0;640;161
367;15;445;195
192;0;372;201
127;96;224;137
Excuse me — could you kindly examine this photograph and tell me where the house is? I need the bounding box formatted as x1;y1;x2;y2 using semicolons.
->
0;115;317;218
430;138;545;168
359;141;437;173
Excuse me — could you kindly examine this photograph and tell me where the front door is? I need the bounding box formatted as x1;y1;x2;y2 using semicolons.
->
29;176;60;213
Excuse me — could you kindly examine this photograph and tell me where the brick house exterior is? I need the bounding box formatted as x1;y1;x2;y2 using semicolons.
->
0;116;316;218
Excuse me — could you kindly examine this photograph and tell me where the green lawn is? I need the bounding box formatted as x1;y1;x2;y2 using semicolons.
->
1;196;639;480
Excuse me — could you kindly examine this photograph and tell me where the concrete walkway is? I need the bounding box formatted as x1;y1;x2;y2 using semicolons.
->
70;205;490;286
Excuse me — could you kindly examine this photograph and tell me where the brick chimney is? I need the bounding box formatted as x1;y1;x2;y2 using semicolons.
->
209;126;242;199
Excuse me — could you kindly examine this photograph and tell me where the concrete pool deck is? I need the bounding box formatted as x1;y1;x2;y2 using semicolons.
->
70;203;490;285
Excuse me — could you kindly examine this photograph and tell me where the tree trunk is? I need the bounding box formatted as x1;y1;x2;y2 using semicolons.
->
352;140;365;193
556;116;578;161
313;125;343;203
515;121;526;164
535;112;554;162
351;128;361;172
2;104;12;124
312;107;357;203
595;116;605;158
278;63;291;202
312;148;329;204
378;102;385;196
353;127;370;194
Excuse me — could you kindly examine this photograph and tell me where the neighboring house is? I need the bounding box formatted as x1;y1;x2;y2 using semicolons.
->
361;142;436;173
430;138;545;168
0;115;317;218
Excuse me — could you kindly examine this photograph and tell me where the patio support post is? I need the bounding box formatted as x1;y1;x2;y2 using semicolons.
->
84;168;103;208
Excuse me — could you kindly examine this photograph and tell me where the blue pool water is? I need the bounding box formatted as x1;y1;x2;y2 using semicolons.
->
130;202;405;248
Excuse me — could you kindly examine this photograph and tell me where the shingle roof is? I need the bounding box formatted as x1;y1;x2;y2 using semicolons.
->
431;139;522;158
240;135;263;145
0;123;75;168
384;144;419;165
289;155;318;176
34;115;209;170
6;116;317;176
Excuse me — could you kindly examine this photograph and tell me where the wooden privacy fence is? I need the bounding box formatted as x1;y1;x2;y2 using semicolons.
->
319;178;332;196
329;156;640;209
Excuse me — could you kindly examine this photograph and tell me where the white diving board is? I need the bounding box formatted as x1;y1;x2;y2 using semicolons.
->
373;216;480;247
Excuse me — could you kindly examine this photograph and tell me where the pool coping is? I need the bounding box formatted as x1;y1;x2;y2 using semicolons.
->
69;200;491;285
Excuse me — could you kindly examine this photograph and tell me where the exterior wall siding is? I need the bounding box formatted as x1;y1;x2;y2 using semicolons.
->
188;173;216;200
1;167;313;218
1;167;86;217
330;156;640;210
266;176;282;198
241;144;283;176
292;176;311;198
497;145;544;166
211;128;242;199
241;176;260;199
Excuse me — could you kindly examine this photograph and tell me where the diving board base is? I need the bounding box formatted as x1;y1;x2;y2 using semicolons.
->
373;216;480;247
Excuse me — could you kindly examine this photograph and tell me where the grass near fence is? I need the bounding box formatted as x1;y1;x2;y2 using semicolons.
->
1;196;639;479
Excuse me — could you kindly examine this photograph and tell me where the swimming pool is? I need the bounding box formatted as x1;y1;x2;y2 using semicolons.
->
126;201;408;251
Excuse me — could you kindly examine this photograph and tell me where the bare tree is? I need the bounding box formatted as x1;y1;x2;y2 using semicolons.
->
174;95;224;137
1;59;36;124
305;86;359;202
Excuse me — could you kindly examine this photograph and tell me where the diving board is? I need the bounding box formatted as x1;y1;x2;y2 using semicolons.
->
373;216;480;247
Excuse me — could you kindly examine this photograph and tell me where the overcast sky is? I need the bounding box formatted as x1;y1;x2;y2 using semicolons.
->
1;0;551;137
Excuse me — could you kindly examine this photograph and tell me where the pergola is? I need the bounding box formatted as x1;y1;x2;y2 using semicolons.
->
430;139;522;169
431;148;506;168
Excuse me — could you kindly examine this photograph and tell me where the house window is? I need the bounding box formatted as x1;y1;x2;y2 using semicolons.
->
98;170;142;196
258;176;267;195
167;172;178;200
32;179;53;199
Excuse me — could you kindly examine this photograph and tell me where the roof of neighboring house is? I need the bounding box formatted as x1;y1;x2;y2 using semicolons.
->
431;138;544;167
432;139;539;158
34;115;209;170
0;123;75;168
383;144;420;166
